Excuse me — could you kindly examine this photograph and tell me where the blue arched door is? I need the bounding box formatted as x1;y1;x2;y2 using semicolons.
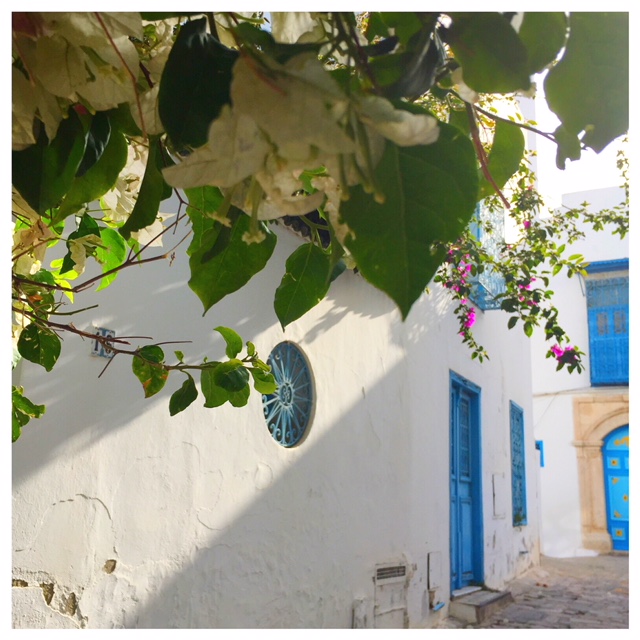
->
602;425;629;551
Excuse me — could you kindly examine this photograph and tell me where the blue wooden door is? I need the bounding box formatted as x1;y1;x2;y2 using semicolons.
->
450;374;483;590
603;425;629;551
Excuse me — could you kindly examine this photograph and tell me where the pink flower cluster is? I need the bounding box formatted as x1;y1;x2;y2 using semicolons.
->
550;344;579;365
518;278;537;306
464;307;476;328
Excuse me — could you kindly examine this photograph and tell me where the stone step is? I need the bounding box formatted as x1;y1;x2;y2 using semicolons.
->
449;588;514;624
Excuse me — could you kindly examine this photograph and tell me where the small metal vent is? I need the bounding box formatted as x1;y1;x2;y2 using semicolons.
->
376;565;406;582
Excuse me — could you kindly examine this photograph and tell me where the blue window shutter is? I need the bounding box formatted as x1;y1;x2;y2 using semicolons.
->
510;402;527;526
468;202;506;310
586;275;629;385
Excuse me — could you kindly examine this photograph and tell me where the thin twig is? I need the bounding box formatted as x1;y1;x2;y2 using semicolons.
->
466;103;511;210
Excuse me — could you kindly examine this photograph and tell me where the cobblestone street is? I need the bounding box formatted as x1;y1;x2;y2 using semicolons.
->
436;554;629;629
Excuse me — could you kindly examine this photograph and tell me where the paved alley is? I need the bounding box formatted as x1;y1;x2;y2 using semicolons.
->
436;554;629;629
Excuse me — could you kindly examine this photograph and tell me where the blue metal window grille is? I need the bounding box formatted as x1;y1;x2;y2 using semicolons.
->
468;202;506;310
262;341;314;447
510;401;527;526
585;269;629;386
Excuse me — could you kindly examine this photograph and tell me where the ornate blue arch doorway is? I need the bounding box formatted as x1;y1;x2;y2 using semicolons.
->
602;425;629;551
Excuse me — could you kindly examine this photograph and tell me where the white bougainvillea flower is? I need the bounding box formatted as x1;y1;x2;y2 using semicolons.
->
241;228;267;245
163;106;271;189
310;174;355;245
68;234;103;275
101;141;148;222
132;84;164;136
141;18;180;86
357;95;440;147
13;12;143;145
12;193;55;276
270;12;319;44
130;214;175;247
451;68;479;104
231;53;355;164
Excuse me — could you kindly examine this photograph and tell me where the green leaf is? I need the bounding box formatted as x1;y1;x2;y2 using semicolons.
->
158;17;238;152
274;243;331;329
227;384;250;408
17;323;61;372
232;22;320;64
215;326;243;359
76;111;111;177
478;119;525;199
12;386;46;443
119;137;170;239
169;375;198;416
95;228;127;291
188;207;276;315
141;12;202;20
448;108;471;136
185;186;225;256
246;341;256;357
12;109;88;214
366;12;423;47
201;365;229;408
59;213;101;275
553;124;583;170
524;322;534;338
55;128;128;222
518;12;567;74
132;345;168;398
508;316;519;330
213;359;250;393
250;368;277;394
544;13;628;153
446;13;531;93
339;123;478;319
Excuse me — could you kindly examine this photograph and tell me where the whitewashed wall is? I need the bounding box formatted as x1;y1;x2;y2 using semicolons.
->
13;223;538;628
531;186;628;557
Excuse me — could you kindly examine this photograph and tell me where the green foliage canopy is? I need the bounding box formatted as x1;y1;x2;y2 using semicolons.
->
11;11;629;438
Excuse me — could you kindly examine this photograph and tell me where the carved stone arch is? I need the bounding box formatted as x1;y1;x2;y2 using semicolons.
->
572;394;629;552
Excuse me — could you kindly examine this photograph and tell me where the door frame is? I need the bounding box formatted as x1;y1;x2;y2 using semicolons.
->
449;371;484;591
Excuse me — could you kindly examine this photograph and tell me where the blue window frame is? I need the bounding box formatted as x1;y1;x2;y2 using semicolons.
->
468;202;506;310
585;260;629;386
510;401;527;526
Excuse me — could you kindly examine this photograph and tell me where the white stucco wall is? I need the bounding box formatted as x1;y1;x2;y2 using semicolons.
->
13;221;538;628
530;186;629;557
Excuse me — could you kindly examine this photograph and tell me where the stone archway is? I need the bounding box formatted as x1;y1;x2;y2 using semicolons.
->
572;393;629;552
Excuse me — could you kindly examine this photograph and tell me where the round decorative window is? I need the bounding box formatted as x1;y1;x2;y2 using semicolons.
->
262;341;314;447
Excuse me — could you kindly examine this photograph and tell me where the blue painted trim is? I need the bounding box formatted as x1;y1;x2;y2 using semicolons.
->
450;370;481;394
535;440;545;468
585;259;629;274
449;371;484;591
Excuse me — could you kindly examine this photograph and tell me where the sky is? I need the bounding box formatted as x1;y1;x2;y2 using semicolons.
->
530;83;627;206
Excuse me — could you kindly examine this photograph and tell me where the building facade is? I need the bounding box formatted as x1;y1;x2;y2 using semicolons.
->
12;220;539;628
531;186;629;558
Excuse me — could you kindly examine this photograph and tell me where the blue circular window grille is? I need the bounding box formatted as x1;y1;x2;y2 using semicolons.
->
262;342;314;447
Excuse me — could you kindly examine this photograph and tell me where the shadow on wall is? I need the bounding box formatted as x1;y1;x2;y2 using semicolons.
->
111;353;445;629
12;227;414;486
